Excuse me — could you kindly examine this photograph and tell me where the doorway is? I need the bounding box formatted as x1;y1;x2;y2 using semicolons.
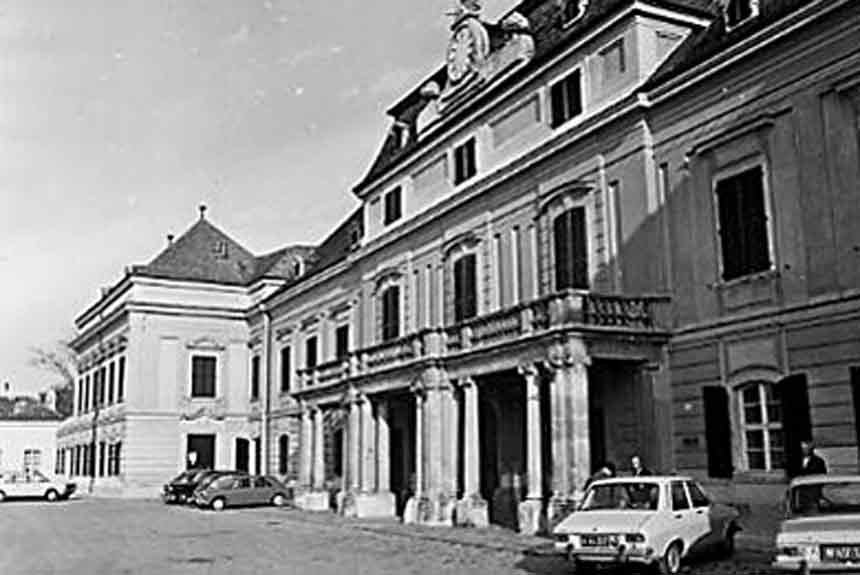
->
388;393;415;517
235;437;249;472
187;434;215;470
851;368;860;470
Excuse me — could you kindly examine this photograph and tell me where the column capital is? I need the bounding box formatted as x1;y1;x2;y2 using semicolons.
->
410;378;426;399
545;337;590;369
341;385;360;407
455;376;476;390
517;363;540;379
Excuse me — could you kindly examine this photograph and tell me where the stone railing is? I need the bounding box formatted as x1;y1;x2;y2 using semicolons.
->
296;291;670;389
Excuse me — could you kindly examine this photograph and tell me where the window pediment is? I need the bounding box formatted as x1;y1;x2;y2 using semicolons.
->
373;267;404;295
186;336;226;352
538;180;593;217
443;230;481;259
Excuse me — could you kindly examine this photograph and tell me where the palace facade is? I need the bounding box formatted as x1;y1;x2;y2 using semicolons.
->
60;0;860;533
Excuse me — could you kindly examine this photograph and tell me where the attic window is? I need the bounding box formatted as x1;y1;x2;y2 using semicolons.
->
349;227;362;248
392;123;410;150
212;241;229;259
563;0;588;24
291;259;304;277
725;0;759;28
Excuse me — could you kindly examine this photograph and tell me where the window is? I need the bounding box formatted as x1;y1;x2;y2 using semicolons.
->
191;356;217;398
453;253;478;322
280;346;292;393
107;362;115;405
670;481;690;511
250;355;260;401
98;441;106;477
553;206;589;290
453;138;477;185
687;481;710;508
550;70;583;128
23;449;42;470
84;375;90;411
726;0;756;27
563;0;584;22
600;39;626;84
380;285;400;342
716;165;771;281
278;434;289;475
740;382;784;471
114;442;122;476
335;324;350;359
383;187;402;226
117;357;125;403
305;336;318;369
99;366;107;406
76;378;82;414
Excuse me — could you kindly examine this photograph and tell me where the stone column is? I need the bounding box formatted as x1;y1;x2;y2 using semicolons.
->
404;383;425;524
518;363;544;535
312;408;325;491
376;400;391;493
348;396;361;493
455;376;488;527
359;395;375;493
299;406;312;488
547;337;591;526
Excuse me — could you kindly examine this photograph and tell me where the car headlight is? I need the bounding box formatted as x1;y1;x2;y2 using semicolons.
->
779;546;802;557
625;533;646;544
554;534;569;543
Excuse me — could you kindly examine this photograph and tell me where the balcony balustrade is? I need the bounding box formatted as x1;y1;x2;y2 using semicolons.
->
296;290;669;389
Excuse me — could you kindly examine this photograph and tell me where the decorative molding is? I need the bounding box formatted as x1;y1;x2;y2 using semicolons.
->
537;181;594;217
687;107;791;158
185;336;226;352
178;397;227;421
442;230;481;258
545;336;590;368
373;266;404;295
275;324;295;341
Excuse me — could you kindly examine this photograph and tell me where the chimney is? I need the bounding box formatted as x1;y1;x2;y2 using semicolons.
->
1;380;10;398
167;233;175;246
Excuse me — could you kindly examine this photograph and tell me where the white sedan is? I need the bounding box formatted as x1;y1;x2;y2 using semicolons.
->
0;470;77;502
552;476;740;575
773;474;860;573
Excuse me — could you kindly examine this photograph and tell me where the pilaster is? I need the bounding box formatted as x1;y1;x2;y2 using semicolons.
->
518;363;544;535
455;376;488;528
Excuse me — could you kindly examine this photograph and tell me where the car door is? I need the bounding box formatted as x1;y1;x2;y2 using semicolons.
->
251;476;273;505
684;480;715;554
3;473;24;498
669;480;702;555
230;475;253;507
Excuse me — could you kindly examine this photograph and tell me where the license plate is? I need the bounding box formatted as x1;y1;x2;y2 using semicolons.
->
821;545;860;562
582;535;614;547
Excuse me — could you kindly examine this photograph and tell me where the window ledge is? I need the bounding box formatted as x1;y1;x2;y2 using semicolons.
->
714;268;779;290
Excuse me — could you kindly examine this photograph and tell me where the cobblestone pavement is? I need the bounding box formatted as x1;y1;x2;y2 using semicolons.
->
0;498;778;575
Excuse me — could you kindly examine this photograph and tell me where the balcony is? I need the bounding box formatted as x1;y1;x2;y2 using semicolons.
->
295;290;670;391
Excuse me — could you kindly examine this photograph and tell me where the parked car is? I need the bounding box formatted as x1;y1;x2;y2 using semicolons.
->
0;470;76;502
552;476;740;575
162;469;234;504
773;474;860;573
192;472;290;511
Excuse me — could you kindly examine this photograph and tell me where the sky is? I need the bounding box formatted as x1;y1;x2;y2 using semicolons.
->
0;0;515;396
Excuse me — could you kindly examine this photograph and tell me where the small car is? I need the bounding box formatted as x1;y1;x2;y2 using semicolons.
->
552;476;740;575
162;469;234;504
192;472;290;511
773;474;860;573
0;470;77;502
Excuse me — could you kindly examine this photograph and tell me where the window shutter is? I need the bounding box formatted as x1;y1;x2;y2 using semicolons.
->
554;213;571;289
703;386;733;478
571;207;589;289
454;258;464;322
779;375;812;479
464;254;477;319
550;82;565;128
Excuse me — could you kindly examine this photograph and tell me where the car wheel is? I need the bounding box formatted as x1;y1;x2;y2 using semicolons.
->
45;489;59;502
657;542;683;575
271;493;286;507
211;497;226;511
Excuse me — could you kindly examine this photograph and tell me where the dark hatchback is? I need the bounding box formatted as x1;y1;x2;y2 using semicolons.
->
162;469;234;504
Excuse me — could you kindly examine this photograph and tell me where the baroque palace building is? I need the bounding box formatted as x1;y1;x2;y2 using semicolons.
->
60;0;860;533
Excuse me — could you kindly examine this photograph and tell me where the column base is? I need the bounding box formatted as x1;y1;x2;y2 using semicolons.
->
454;493;489;528
547;495;579;530
340;491;396;518
295;490;330;512
403;492;456;526
517;498;544;535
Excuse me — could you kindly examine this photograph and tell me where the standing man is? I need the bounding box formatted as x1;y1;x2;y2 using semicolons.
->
630;455;652;477
799;441;827;475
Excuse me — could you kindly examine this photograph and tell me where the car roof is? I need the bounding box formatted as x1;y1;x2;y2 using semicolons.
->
789;474;860;487
589;475;692;486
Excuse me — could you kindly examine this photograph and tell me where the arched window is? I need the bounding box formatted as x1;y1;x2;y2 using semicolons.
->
278;434;289;475
553;206;589;290
380;285;400;342
453;253;478;322
739;382;783;471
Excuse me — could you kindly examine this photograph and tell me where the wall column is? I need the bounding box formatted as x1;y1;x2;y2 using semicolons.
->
348;394;361;493
359;395;375;493
312;408;325;491
299;405;312;489
376;400;391;493
455;376;488;527
404;382;425;524
518;363;544;534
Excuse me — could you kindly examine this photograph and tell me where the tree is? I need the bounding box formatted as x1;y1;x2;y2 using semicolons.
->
29;340;75;417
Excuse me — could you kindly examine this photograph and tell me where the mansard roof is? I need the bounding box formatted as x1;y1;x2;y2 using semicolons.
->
354;0;716;196
0;397;62;422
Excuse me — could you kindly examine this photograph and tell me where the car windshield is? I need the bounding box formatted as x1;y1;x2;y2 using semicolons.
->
172;471;197;483
789;481;860;516
580;482;660;511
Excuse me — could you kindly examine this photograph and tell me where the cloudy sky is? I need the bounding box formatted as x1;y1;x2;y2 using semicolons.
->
0;0;514;395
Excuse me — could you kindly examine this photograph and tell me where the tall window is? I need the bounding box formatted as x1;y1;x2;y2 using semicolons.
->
716;165;771;281
380;285;400;342
250;355;260;401
383;187;403;225
550;70;583;128
305;336;318;369
84;375;91;411
453;254;478;323
454;138;477;185
726;0;755;26
98;366;107;407
553;206;589;290
98;441;106;477
191;356;217;398
23;449;42;470
278;434;289;475
563;0;584;22
740;382;784;471
280;346;291;393
335;325;350;359
117;356;125;403
107;362;115;405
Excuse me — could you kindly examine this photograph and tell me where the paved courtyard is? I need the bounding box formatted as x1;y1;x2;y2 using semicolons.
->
0;498;776;575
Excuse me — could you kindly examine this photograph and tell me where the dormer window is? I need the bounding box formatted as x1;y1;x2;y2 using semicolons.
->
453;137;477;185
563;0;588;24
212;241;228;259
392;123;410;149
550;69;583;128
725;0;759;28
383;187;403;226
291;258;304;277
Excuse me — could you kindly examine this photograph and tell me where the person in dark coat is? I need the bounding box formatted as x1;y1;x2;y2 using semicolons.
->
584;462;616;491
630;455;653;477
799;440;827;475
